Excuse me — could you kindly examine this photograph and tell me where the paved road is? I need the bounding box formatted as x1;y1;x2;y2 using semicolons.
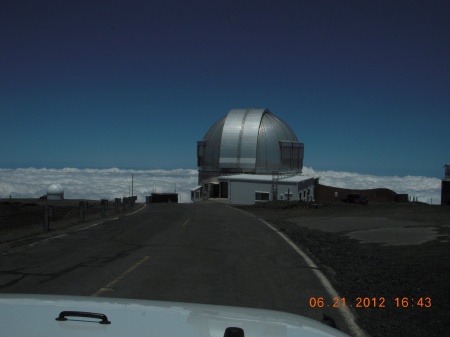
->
0;201;352;334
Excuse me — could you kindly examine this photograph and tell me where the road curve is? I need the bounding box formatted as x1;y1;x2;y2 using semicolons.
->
0;201;353;335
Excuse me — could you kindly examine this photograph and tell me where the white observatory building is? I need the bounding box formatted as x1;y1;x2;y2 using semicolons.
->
47;184;64;200
192;108;316;205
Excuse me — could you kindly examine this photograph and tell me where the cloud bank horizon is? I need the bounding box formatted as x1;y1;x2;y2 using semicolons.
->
0;167;442;205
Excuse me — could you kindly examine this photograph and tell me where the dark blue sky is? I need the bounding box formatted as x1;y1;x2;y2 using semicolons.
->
1;0;449;178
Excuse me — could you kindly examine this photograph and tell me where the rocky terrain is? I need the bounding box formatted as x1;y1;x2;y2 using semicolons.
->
239;201;450;337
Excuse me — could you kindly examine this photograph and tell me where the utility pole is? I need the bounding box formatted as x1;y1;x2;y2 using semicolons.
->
132;174;134;196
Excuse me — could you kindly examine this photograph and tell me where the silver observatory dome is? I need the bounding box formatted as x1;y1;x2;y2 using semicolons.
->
197;108;304;183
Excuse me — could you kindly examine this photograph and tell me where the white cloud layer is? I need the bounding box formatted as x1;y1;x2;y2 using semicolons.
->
0;167;442;204
0;167;198;203
302;167;442;204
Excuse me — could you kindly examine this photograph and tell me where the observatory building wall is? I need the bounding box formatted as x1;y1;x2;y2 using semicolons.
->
195;108;310;204
218;174;315;205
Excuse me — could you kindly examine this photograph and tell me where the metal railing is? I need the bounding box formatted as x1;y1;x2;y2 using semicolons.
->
0;197;138;243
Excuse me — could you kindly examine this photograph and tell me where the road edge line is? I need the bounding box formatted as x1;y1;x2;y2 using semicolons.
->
259;218;370;337
125;203;147;216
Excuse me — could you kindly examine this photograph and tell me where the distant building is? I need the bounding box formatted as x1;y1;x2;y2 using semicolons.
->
190;186;202;202
442;164;450;205
218;174;315;205
193;108;315;204
146;193;178;203
47;184;64;200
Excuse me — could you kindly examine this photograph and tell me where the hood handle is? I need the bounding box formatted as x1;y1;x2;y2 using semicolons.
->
224;327;244;337
55;311;111;324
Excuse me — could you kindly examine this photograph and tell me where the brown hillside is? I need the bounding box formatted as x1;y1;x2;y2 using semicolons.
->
316;184;400;203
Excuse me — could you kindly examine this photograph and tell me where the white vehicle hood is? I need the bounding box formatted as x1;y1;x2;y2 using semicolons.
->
0;294;350;337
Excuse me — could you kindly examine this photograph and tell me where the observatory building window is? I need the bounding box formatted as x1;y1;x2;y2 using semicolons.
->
279;141;304;170
292;143;303;169
280;141;292;169
255;191;270;202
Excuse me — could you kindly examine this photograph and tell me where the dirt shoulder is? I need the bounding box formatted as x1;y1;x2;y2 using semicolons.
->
238;202;450;337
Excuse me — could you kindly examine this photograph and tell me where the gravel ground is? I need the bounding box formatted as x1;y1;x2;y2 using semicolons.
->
239;202;450;337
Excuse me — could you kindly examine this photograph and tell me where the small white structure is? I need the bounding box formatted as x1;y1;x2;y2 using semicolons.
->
190;186;202;202
47;184;64;200
218;174;316;205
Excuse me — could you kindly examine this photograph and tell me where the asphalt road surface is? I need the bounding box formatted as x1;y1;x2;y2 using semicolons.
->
0;201;354;335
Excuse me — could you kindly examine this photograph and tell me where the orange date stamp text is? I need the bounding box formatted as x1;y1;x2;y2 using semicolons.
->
309;297;431;308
